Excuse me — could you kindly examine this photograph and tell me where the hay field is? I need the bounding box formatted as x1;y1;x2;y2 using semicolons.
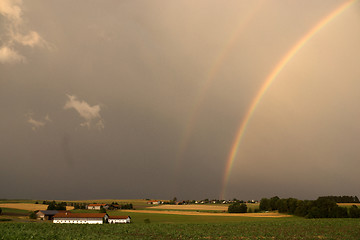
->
148;203;260;211
121;209;290;217
338;203;360;207
148;204;228;211
0;203;48;211
0;203;74;211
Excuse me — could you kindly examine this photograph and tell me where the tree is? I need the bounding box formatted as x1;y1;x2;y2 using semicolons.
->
228;203;247;213
0;207;2;215
349;205;360;218
99;206;107;213
259;198;271;211
269;196;280;210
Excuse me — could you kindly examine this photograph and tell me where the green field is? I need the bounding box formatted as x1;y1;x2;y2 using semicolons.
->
1;217;359;239
1;200;359;239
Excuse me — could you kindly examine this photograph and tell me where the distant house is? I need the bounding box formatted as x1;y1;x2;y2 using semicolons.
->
108;215;131;224
53;212;108;224
147;201;160;205
36;210;63;220
87;204;109;210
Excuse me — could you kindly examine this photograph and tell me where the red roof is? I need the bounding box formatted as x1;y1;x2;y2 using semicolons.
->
54;213;107;219
108;215;130;219
88;204;108;206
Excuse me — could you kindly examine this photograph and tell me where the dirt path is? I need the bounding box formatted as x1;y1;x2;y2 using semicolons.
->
121;209;290;217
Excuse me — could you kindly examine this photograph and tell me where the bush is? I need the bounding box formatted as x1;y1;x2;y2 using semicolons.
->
228;203;247;213
0;207;2;215
349;205;360;218
29;211;37;219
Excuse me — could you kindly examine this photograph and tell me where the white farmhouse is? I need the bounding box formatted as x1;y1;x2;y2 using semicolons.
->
108;215;131;224
53;212;108;224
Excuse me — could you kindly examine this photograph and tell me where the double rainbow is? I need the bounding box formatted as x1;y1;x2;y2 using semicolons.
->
221;0;357;200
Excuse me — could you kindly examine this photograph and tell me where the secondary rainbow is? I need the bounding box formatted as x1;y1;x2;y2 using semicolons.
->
174;1;264;169
220;0;357;200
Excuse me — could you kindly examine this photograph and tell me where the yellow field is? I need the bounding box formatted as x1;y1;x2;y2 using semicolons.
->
0;203;74;211
338;203;360;207
0;203;48;211
148;203;259;211
148;204;228;211
121;209;290;218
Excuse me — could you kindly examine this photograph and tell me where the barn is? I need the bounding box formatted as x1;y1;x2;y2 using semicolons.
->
53;212;108;224
108;215;131;224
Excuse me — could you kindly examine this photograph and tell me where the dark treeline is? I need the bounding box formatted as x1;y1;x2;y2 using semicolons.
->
318;196;359;203
260;196;360;218
109;202;133;210
45;201;67;210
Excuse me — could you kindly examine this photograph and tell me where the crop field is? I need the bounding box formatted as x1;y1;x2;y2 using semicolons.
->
0;203;48;211
147;203;260;212
1;200;359;239
0;203;74;211
338;203;360;208
1;218;360;239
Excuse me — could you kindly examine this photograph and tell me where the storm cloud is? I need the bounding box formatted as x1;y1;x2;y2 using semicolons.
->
0;0;360;201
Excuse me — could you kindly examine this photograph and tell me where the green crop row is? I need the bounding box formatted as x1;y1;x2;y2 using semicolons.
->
1;218;360;239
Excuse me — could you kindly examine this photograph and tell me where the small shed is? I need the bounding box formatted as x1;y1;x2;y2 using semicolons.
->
108;215;131;224
36;210;60;220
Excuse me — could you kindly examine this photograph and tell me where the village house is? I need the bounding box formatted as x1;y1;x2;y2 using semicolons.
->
53;212;108;224
147;201;160;205
108;215;131;224
36;210;63;220
87;204;109;210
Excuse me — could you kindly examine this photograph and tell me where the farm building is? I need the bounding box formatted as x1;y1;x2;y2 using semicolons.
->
108;215;131;224
147;201;160;205
53;212;108;224
87;204;109;210
36;210;63;220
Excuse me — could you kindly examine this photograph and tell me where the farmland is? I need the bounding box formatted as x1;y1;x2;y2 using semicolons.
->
1;199;359;239
1;218;360;239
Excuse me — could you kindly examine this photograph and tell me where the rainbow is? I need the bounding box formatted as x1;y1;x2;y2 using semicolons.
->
174;1;264;170
220;0;357;200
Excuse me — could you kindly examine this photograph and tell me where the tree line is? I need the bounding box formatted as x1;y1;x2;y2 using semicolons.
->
259;196;360;218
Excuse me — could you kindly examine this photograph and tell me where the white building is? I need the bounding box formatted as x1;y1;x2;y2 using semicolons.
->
108;215;131;224
53;212;108;224
87;204;109;210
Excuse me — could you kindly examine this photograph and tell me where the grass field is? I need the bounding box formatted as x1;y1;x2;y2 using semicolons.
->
1;218;359;239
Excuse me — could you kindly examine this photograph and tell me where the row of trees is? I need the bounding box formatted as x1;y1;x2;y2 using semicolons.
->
317;196;359;203
259;196;360;218
46;201;67;210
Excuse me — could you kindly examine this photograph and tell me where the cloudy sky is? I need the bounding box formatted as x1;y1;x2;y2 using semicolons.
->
1;0;359;201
